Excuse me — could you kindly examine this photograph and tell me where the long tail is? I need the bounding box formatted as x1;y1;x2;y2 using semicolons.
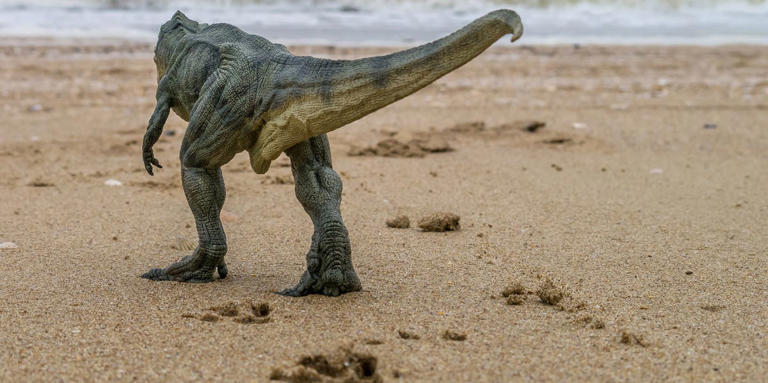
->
248;9;524;173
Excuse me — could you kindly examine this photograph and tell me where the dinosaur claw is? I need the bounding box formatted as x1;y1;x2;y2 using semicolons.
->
141;268;169;280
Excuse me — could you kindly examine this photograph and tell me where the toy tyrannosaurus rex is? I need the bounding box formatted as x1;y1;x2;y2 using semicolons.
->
140;9;523;296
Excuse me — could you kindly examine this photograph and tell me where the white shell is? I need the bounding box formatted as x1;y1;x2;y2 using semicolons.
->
104;179;123;186
0;242;18;249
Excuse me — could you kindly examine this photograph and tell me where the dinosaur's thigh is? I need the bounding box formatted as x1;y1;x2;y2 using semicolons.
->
181;126;246;169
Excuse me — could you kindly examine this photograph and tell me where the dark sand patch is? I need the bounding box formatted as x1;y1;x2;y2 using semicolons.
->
261;174;294;185
208;302;239;317
183;301;273;325
397;330;420;340
27;179;55;187
199;313;220;322
251;302;271;317
700;304;726;312
574;315;606;329
233;314;270;324
348;131;453;158
129;180;177;190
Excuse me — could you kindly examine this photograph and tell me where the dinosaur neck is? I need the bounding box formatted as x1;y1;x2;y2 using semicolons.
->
292;9;522;133
154;11;204;80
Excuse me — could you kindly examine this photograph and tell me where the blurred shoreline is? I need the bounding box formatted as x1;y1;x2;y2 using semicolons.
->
0;0;767;46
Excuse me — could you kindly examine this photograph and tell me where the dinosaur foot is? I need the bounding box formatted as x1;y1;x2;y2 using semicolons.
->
141;252;227;283
277;266;362;297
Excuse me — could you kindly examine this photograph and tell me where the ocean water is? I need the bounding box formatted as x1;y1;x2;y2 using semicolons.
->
0;0;766;45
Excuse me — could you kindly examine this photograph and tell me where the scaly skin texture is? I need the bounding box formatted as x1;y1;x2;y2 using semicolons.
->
140;10;523;296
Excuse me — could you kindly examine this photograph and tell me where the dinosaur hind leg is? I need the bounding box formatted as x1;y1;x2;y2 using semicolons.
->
142;74;247;283
142;166;228;282
277;134;361;297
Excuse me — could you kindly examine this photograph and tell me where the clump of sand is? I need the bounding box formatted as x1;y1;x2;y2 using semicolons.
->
536;278;564;306
574;315;606;329
385;215;410;229
417;212;460;232
534;278;588;312
397;330;420;340
442;330;467;341
502;282;527;297
270;345;382;383
502;281;528;305
619;330;647;347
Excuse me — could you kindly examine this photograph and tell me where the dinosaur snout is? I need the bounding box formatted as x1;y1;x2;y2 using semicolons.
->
503;10;523;42
510;19;524;43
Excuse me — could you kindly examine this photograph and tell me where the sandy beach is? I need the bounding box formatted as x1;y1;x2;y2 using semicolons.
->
1;40;767;381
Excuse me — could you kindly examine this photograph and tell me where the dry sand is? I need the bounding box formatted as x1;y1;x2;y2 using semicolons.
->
1;39;767;381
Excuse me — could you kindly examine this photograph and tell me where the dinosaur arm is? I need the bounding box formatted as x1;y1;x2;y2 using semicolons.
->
142;83;171;175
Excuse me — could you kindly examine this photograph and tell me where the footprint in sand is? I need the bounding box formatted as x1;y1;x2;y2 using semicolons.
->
182;301;272;325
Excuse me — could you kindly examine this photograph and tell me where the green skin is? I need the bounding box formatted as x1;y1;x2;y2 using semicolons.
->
141;10;523;296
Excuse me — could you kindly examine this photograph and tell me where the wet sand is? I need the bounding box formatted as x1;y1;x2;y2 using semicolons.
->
1;40;767;381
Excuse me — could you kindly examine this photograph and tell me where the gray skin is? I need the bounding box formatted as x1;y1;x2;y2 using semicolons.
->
140;10;523;296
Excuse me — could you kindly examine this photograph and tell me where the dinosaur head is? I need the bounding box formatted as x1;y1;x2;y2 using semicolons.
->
154;11;206;81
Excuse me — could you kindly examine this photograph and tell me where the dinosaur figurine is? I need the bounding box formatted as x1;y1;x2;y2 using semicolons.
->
140;9;524;296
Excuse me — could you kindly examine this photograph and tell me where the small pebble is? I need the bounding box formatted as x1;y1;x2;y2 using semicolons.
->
104;179;123;186
685;271;693;275
703;123;717;129
649;168;664;175
572;122;588;129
